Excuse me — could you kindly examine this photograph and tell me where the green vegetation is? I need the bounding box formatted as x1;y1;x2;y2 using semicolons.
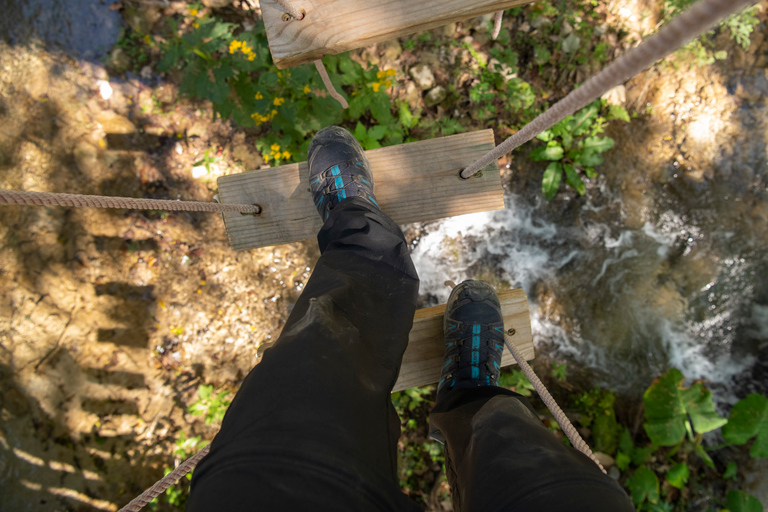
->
532;100;628;199
662;0;762;65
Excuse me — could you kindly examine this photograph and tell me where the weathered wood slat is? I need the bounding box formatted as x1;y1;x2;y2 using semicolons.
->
262;0;533;69
218;130;504;251
394;288;533;392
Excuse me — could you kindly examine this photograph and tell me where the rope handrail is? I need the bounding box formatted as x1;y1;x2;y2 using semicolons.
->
0;189;261;214
460;0;757;178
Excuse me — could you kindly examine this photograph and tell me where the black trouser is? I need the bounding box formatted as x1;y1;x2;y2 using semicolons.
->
186;198;634;512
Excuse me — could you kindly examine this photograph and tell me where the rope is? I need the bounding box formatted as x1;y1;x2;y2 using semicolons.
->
315;59;350;109
504;333;607;474
460;0;757;178
0;189;261;214
274;0;305;20
492;11;504;40
118;444;211;512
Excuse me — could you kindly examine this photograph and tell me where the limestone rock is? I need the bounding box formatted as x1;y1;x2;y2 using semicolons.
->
601;85;627;106
488;58;517;82
108;47;131;74
733;70;768;103
379;40;402;63
593;452;615;468
424;86;446;107
409;64;436;91
97;112;136;134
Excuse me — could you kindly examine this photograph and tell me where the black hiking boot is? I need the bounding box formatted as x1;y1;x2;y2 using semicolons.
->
307;126;379;221
436;280;505;403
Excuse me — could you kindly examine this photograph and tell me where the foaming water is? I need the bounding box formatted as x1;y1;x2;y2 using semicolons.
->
411;192;761;400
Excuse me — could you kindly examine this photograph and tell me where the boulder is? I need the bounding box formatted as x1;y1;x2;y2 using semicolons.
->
424;86;447;107
409;64;436;91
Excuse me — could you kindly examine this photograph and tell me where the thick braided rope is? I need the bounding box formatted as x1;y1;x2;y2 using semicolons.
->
0;189;261;213
504;334;607;474
460;0;757;178
492;10;504;40
118;444;211;512
315;59;350;109
274;0;305;20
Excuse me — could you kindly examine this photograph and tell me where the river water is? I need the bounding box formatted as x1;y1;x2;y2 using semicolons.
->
412;71;768;404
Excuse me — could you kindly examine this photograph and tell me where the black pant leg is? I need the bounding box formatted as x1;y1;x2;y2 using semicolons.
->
187;198;421;512
429;387;635;512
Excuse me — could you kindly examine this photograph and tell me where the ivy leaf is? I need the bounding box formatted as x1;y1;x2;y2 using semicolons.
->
722;394;768;458
643;369;727;446
581;136;615;153
724;461;738;481
626;466;659;506
619;428;634;454
542;162;562;200
726;490;764;512
531;144;564;161
564;163;586;195
665;462;689;489
631;445;656;466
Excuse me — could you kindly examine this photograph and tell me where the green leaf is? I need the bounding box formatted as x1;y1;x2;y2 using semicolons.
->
726;490;764;512
564;164;586;195
367;125;388;141
199;385;213;400
531;145;564;161
607;104;631;122
581;136;615;153
724;461;738;481
571;101;600;136
353;122;367;142
626;466;659;506
537;129;554;142
695;442;715;468
643;369;727;446
616;451;631;471
573;150;604;168
619;428;634;454
631;445;655;466
722;394;768;457
665;462;689;489
542;162;562;200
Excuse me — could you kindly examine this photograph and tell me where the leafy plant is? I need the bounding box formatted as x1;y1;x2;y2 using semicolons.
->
722;393;768;457
627;466;660;508
498;369;534;396
551;362;568;382
187;384;232;425
727;490;764;512
664;462;689;489
533;100;622;199
575;387;620;454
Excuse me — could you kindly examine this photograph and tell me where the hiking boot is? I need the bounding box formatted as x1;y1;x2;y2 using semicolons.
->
436;280;506;403
307;126;379;221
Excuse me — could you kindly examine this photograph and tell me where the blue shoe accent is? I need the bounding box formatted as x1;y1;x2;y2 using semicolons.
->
307;126;379;219
435;280;506;402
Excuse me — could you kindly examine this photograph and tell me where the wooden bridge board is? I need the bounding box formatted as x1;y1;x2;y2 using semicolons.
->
394;288;534;392
218;130;504;251
261;0;533;69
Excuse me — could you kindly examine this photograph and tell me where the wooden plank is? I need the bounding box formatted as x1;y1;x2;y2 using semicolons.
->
393;288;534;392
262;0;533;69
218;130;503;251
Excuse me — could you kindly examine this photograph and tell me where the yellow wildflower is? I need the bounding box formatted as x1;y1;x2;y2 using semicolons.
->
303;84;311;94
270;109;277;117
273;97;285;106
263;153;270;162
270;143;281;152
376;70;385;79
193;23;199;28
229;40;242;54
282;151;291;160
385;80;392;88
255;92;263;100
371;82;381;92
248;53;255;61
143;34;152;44
386;69;397;77
188;8;199;16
